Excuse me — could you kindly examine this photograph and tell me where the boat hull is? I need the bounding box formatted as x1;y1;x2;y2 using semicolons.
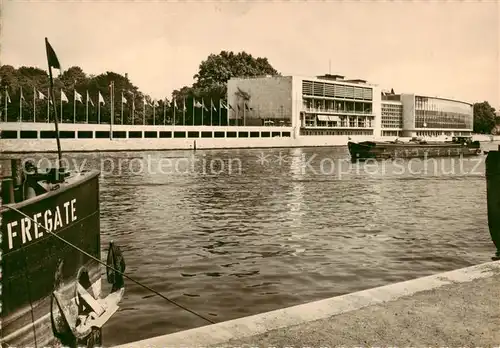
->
1;171;101;347
348;141;482;160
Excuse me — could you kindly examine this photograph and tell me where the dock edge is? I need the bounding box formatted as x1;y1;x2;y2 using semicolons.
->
112;260;500;348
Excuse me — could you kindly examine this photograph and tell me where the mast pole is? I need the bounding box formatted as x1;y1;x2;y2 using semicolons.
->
45;38;63;168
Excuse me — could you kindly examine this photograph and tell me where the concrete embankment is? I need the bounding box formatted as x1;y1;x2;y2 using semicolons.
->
112;260;500;348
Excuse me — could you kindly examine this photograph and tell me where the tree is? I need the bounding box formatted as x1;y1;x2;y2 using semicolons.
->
60;66;87;86
171;51;279;125
0;50;279;125
473;101;497;134
0;65;152;124
192;51;279;100
0;65;19;89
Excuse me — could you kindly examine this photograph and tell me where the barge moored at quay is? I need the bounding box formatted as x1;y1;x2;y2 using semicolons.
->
348;136;482;160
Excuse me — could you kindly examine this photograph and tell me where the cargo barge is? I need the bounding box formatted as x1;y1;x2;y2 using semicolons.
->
347;136;482;160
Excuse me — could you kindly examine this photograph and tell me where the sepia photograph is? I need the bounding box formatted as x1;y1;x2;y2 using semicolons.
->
1;0;499;347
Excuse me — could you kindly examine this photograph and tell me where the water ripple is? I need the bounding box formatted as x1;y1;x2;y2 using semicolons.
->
14;144;495;345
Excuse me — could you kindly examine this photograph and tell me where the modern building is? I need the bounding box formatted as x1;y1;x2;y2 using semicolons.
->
227;74;473;139
399;94;473;138
227;74;380;137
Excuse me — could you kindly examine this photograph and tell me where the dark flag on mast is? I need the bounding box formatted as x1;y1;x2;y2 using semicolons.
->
45;37;63;166
45;38;61;69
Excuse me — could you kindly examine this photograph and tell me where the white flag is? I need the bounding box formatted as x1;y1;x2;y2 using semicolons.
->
74;90;83;103
121;93;127;104
87;91;94;107
98;91;105;105
61;90;68;102
6;91;11;103
37;90;46;100
153;99;158;107
211;99;217;111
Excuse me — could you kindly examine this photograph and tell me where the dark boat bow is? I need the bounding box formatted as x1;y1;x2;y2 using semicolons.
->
0;38;125;348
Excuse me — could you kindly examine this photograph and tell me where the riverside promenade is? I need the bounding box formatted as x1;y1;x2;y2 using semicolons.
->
113;260;500;348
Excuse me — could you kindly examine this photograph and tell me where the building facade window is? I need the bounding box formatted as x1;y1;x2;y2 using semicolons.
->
381;103;403;129
414;96;473;129
302;80;373;101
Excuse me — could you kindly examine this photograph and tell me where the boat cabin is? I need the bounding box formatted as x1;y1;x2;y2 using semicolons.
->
1;159;70;205
451;136;472;144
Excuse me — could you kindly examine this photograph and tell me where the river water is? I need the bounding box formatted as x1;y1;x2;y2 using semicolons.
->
10;143;498;345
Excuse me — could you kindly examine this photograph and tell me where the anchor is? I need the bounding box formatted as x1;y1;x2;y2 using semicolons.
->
50;242;126;348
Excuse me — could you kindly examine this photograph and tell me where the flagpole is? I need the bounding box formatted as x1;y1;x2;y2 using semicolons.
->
45;37;63;167
227;101;229;126
121;91;124;125
73;88;76;124
132;93;135;125
219;100;221;126
183;98;186;125
210;99;213;126
60;89;63;123
4;86;7;122
33;86;36;122
201;100;204;125
98;92;101;124
86;91;89;123
192;98;195;126
153;101;156;125
163;100;166;125
110;81;113;140
173;100;176;126
19;86;22;122
47;88;50;123
143;98;145;125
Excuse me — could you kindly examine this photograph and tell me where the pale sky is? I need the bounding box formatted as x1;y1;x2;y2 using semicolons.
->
2;1;499;107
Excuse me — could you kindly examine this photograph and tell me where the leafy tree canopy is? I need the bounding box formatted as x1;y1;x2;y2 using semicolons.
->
173;50;279;103
473;101;497;134
0;65;150;124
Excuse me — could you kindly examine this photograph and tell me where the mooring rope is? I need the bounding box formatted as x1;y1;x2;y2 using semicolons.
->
5;205;216;325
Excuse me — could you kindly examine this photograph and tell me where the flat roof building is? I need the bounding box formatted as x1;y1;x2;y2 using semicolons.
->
227;74;473;139
227;75;380;137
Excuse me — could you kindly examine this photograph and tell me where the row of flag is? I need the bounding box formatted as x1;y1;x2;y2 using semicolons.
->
4;87;112;107
2;86;253;125
2;87;253;111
